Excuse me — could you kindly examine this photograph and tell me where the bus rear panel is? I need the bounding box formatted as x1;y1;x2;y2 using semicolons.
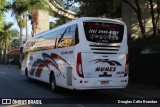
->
72;19;128;89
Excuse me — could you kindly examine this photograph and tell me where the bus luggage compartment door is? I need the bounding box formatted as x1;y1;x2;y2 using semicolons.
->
66;67;72;86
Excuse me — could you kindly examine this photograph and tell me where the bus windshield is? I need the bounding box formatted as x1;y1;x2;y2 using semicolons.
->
83;22;124;43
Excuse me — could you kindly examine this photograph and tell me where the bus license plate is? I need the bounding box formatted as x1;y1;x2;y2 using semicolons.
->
101;80;109;84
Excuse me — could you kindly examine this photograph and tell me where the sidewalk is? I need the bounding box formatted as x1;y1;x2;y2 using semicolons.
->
121;83;160;98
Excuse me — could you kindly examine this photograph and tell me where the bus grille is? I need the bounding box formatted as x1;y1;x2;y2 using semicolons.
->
89;45;120;54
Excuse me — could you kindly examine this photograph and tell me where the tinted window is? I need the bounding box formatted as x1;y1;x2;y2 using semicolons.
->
83;22;124;43
29;24;79;52
57;24;79;48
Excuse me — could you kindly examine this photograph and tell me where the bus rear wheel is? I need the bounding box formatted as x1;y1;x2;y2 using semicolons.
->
50;74;59;92
25;68;32;81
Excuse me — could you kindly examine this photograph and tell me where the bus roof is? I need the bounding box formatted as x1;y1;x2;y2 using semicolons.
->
28;17;125;41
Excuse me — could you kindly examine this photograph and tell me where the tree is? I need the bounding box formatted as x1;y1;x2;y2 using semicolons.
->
156;0;160;30
122;0;146;38
29;0;49;36
149;0;156;36
12;0;50;36
77;0;160;37
0;0;10;63
122;0;160;37
0;0;9;30
0;22;19;64
49;22;56;29
12;0;27;47
77;0;121;18
148;0;160;36
11;0;50;66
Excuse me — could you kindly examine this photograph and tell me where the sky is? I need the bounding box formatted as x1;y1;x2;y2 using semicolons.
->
4;10;32;36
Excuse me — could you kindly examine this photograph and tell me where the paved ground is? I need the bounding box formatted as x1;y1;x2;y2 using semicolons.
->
0;64;160;107
121;83;160;98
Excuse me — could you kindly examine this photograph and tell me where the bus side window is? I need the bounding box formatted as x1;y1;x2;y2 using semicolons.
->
70;24;79;46
57;28;70;48
57;24;79;48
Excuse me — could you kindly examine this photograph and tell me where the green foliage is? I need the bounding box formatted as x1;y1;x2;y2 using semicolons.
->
12;0;27;29
12;0;49;14
12;0;49;27
50;12;71;26
76;0;121;18
12;0;28;15
0;22;19;49
0;0;9;30
11;39;20;48
55;16;70;25
0;13;4;30
11;0;50;38
49;22;56;29
29;0;49;10
0;22;19;64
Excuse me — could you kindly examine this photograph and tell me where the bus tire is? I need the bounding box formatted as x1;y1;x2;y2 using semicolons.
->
25;68;32;81
50;73;59;93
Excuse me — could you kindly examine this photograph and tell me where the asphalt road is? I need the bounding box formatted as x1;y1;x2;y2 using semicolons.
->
0;65;159;107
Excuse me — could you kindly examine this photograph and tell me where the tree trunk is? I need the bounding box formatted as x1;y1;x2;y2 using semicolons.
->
122;0;146;38
4;49;8;65
25;11;28;41
155;13;160;28
156;0;160;35
4;43;8;64
1;49;4;64
136;10;146;38
134;0;146;38
149;0;157;36
32;7;39;36
19;14;24;46
19;14;24;67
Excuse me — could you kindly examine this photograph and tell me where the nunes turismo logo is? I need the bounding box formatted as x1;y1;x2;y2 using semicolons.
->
2;99;11;104
90;59;122;66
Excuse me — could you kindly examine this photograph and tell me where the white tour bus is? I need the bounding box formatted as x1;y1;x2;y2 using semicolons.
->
21;17;129;92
